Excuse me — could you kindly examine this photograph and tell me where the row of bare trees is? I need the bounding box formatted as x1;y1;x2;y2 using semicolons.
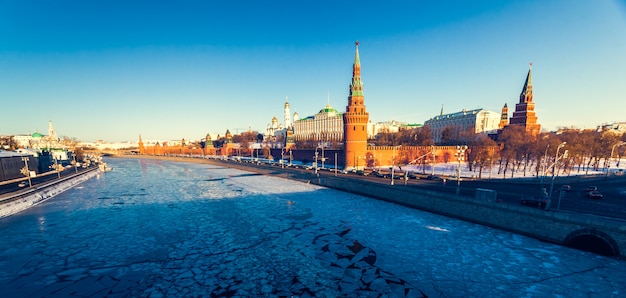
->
373;125;626;179
221;124;625;179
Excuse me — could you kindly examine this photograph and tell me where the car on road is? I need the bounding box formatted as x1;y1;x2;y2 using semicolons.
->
561;185;571;192
425;175;442;180
586;190;603;200
520;196;548;208
372;171;385;178
585;186;598;192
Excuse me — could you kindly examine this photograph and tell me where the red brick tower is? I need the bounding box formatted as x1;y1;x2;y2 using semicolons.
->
138;134;145;154
498;103;509;130
509;63;541;135
343;41;369;170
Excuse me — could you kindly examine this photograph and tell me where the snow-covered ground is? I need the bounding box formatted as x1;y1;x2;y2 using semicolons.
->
0;157;624;297
392;159;625;180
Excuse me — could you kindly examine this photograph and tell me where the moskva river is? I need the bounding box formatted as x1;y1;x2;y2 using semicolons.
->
1;157;625;297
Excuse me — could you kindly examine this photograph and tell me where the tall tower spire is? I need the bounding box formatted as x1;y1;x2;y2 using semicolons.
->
509;63;540;135
343;41;369;170
138;134;145;154
48;120;57;139
284;96;291;128
519;62;533;103
498;103;509;129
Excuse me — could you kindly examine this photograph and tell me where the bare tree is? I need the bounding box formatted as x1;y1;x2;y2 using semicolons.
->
468;134;498;178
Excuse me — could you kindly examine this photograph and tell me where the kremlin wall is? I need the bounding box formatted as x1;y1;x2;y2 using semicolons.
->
139;42;539;171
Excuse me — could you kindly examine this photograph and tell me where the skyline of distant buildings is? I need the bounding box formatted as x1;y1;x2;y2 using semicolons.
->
2;55;624;148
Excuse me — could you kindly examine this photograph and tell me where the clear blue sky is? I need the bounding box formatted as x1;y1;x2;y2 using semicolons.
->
1;0;625;142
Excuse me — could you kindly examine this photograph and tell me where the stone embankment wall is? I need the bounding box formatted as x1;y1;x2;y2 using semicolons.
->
0;168;99;218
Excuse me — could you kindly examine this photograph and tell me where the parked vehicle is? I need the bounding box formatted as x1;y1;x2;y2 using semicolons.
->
425;175;442;180
520;196;548;208
372;171;385;178
586;190;603;199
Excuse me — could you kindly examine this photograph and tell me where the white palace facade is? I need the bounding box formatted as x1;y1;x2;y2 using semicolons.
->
424;108;501;143
293;103;344;142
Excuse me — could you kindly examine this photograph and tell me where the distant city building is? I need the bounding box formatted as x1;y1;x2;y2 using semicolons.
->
11;121;70;160
264;98;294;141
265;116;283;140
367;120;413;138
292;103;344;142
598;122;626;135
79;140;139;150
424;108;501;143
13;120;61;149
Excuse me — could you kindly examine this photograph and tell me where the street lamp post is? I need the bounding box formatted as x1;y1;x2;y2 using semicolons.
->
391;145;400;185
372;145;376;171
489;146;494;179
21;156;32;188
314;150;319;175
315;145;325;172
334;152;338;176
431;145;436;176
454;145;468;195
547;142;566;210
607;142;626;178
72;155;78;173
54;159;61;179
281;148;286;168
541;144;550;183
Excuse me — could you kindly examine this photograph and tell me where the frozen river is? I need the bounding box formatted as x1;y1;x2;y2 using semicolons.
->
1;157;625;297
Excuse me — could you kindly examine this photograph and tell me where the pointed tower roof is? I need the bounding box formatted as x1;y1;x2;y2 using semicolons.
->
48;120;57;139
519;62;533;103
354;40;361;66
205;133;214;148
349;41;364;98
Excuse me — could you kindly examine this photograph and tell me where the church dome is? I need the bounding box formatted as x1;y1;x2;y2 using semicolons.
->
319;104;338;114
32;132;43;138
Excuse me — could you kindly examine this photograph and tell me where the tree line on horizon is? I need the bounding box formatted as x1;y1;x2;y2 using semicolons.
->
4;124;625;180
217;125;626;179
